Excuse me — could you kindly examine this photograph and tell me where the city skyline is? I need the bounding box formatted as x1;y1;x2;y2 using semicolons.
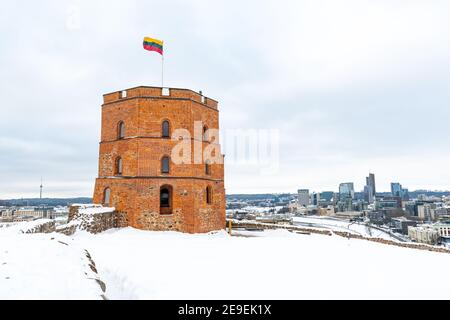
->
1;1;450;197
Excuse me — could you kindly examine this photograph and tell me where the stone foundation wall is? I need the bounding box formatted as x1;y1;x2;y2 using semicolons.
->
136;210;184;231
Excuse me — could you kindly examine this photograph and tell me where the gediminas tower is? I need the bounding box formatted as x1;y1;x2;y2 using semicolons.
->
93;86;226;233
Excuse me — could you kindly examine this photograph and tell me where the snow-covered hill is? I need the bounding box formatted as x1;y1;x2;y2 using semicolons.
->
1;222;450;299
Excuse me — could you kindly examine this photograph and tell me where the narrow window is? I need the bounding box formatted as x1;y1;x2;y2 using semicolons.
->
206;186;212;204
162;156;170;174
160;185;172;215
162;120;170;138
117;121;125;139
203;125;208;141
205;160;211;175
103;188;111;206
115;157;123;175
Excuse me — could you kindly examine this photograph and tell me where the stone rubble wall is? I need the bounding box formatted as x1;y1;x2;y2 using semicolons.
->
57;205;126;236
22;221;56;234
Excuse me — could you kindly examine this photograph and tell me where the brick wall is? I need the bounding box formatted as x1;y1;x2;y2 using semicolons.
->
93;86;225;233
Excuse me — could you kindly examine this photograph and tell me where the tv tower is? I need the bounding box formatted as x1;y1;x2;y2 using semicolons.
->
40;177;43;199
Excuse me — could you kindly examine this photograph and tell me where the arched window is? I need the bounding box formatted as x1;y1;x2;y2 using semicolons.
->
161;156;170;174
103;188;111;206
115;157;123;175
117;121;125;139
160;185;173;215
162;120;170;138
206;186;212;205
203;125;208;141
205;160;211;175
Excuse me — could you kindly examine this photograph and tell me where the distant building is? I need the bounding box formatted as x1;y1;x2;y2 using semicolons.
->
390;182;410;201
391;183;402;197
14;206;55;220
375;196;402;210
310;192;320;206
336;199;353;213
368;211;384;225
417;204;436;222
402;189;410;201
404;201;418;216
354;200;368;211
391;217;417;235
339;183;354;200
0;208;14;222
408;225;439;245
433;221;450;238
298;189;310;207
435;207;449;217
433;221;450;247
364;185;374;204
366;173;376;197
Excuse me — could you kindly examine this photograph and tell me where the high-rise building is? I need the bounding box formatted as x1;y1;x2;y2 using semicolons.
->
364;185;374;203
391;183;402;197
366;173;376;194
402;188;410;201
339;182;354;200
93;86;226;233
391;182;409;201
363;173;376;204
298;189;310;206
310;192;320;206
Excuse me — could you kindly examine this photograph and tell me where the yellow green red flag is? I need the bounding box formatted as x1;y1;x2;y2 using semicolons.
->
143;37;163;55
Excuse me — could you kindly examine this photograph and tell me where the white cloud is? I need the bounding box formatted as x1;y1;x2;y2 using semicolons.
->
1;0;450;197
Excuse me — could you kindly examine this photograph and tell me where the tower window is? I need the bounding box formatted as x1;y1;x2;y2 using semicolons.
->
115;157;123;175
205;160;211;175
160;185;172;214
161;156;170;174
206;186;212;204
117;121;125;139
103;188;111;206
203;125;208;141
162;120;170;138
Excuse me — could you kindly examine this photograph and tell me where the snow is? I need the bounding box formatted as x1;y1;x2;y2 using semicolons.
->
1;222;450;299
72;204;115;215
0;230;104;299
75;228;450;300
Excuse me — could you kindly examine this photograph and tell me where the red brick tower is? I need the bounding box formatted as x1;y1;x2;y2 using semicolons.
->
93;86;226;233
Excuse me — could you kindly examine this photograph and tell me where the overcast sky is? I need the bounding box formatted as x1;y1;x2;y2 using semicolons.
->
1;0;450;198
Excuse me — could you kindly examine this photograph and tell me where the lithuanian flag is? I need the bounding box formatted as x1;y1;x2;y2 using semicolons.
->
143;37;163;55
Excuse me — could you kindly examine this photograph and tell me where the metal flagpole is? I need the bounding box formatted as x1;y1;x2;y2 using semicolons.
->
161;55;163;87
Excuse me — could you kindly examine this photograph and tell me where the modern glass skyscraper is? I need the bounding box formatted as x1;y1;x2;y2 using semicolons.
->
391;183;402;197
366;173;376;196
364;185;374;203
364;173;376;204
339;182;354;200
